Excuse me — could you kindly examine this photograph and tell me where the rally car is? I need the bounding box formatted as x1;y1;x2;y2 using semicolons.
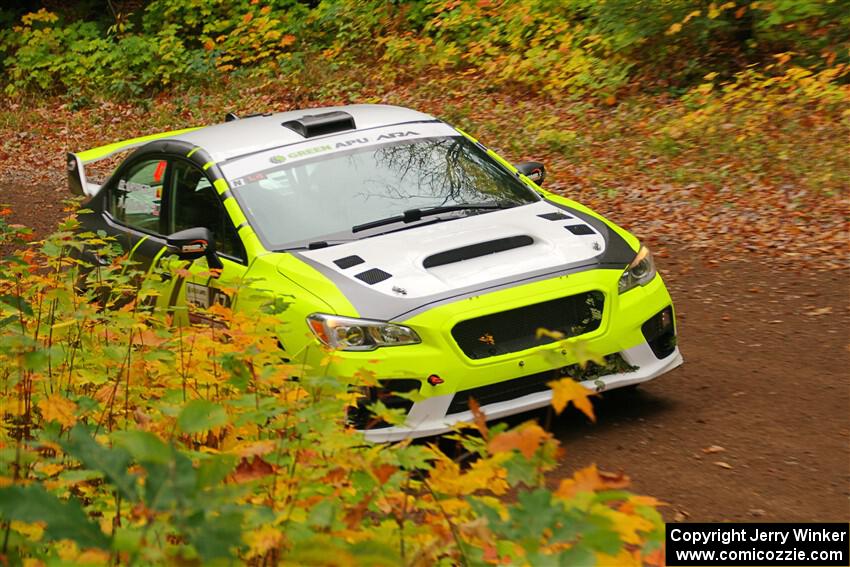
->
68;104;682;442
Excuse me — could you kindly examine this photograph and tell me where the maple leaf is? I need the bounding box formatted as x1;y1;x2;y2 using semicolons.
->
488;422;549;458
37;394;77;428
468;397;489;440
548;377;596;421
598;507;655;546
232;456;276;483
371;463;397;484
555;464;630;499
244;525;283;559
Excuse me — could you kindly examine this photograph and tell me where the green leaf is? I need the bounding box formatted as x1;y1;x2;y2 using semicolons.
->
307;499;336;528
61;424;138;501
111;430;169;464
0;294;32;316
188;510;243;560
178;399;228;433
196;454;238;490
0;484;108;549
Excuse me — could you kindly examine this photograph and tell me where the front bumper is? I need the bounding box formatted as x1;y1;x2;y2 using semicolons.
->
365;343;682;442
309;268;681;441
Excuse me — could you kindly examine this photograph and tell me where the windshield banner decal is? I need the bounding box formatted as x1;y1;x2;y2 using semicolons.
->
222;122;458;183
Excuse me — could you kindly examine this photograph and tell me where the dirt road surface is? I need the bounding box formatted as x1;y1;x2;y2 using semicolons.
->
2;180;848;523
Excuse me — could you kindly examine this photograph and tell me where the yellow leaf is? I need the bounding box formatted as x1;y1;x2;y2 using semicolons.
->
228;440;276;458
547;378;596;420
38;394;77;428
36;463;64;477
683;9;702;22
536;327;564;340
666;22;683;35
428;452;509;496
12;520;44;542
244;525;283;559
597;506;655;545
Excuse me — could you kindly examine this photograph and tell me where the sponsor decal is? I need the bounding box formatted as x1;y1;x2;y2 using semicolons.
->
224;122;459;181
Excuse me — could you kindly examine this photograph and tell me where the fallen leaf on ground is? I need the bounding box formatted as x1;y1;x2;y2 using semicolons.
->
805;306;832;316
713;461;733;469
702;445;725;454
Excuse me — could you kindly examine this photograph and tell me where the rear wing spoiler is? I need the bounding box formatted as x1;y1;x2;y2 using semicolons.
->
67;127;200;197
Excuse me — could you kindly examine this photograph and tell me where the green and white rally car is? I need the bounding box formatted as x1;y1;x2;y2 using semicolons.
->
69;104;682;442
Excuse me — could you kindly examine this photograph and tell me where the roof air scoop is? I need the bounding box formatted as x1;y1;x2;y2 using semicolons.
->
423;235;534;269
282;111;356;138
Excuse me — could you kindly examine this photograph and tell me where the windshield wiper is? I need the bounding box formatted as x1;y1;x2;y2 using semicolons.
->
351;203;514;234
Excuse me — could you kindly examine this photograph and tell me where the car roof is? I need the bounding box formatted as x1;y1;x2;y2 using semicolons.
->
170;104;437;163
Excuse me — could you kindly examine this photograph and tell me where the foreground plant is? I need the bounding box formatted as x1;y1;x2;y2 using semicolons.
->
0;216;663;565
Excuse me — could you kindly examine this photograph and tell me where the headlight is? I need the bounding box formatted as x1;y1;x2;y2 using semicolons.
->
306;314;421;351
618;246;657;294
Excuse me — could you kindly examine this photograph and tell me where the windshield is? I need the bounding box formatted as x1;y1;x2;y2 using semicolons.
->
227;134;539;250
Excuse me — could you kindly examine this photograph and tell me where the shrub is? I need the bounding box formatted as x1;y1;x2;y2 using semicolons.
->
0;213;664;564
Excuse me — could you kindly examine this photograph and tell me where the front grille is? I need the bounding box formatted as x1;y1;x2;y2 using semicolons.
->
451;291;604;360
446;353;636;415
447;369;556;415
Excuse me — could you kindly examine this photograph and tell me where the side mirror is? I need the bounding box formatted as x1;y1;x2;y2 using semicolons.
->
166;227;224;272
515;161;546;186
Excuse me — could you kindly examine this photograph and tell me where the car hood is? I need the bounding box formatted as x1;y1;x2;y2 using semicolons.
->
278;200;635;321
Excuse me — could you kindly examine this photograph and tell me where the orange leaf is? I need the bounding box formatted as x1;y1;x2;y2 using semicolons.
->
468;397;488;440
548;378;596;421
232;455;275;483
38;394;77;428
372;463;397;484
488;422;548;458
644;546;665;567
555;464;630;499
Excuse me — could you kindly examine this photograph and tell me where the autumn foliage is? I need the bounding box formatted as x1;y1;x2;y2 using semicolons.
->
0;216;666;564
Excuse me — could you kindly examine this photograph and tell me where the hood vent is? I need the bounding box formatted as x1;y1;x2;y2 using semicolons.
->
355;268;392;285
423;235;534;269
538;212;571;221
565;224;595;235
333;255;365;269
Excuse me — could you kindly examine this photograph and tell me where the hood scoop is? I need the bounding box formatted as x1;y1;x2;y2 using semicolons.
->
422;235;534;269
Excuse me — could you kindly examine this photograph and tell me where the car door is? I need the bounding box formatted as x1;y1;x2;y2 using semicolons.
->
163;158;250;327
102;155;179;312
